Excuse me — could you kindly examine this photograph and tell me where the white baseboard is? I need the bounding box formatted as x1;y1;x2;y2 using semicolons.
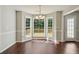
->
0;42;16;53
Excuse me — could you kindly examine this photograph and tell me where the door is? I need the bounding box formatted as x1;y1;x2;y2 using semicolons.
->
64;15;76;41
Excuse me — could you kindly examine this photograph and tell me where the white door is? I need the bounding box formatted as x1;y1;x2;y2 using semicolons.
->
64;16;76;41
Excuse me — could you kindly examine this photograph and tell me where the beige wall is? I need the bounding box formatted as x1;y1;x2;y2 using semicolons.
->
75;11;79;41
16;11;22;42
56;11;62;41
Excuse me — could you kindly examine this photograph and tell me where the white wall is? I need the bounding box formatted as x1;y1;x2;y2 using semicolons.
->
0;6;16;53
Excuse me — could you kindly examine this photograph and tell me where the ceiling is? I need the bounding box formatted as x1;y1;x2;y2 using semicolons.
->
12;5;79;14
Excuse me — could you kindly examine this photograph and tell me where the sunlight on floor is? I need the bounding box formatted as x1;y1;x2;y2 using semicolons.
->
64;43;77;54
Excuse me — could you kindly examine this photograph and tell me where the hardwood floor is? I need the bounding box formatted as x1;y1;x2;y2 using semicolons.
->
1;40;79;54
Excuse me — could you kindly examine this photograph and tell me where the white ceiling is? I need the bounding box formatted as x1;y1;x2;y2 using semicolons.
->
12;5;79;14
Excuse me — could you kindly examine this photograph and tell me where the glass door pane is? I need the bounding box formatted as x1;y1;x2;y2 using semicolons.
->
33;19;44;38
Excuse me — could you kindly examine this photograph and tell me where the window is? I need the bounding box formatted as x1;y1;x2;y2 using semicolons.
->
48;18;53;38
26;18;31;36
33;19;44;37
